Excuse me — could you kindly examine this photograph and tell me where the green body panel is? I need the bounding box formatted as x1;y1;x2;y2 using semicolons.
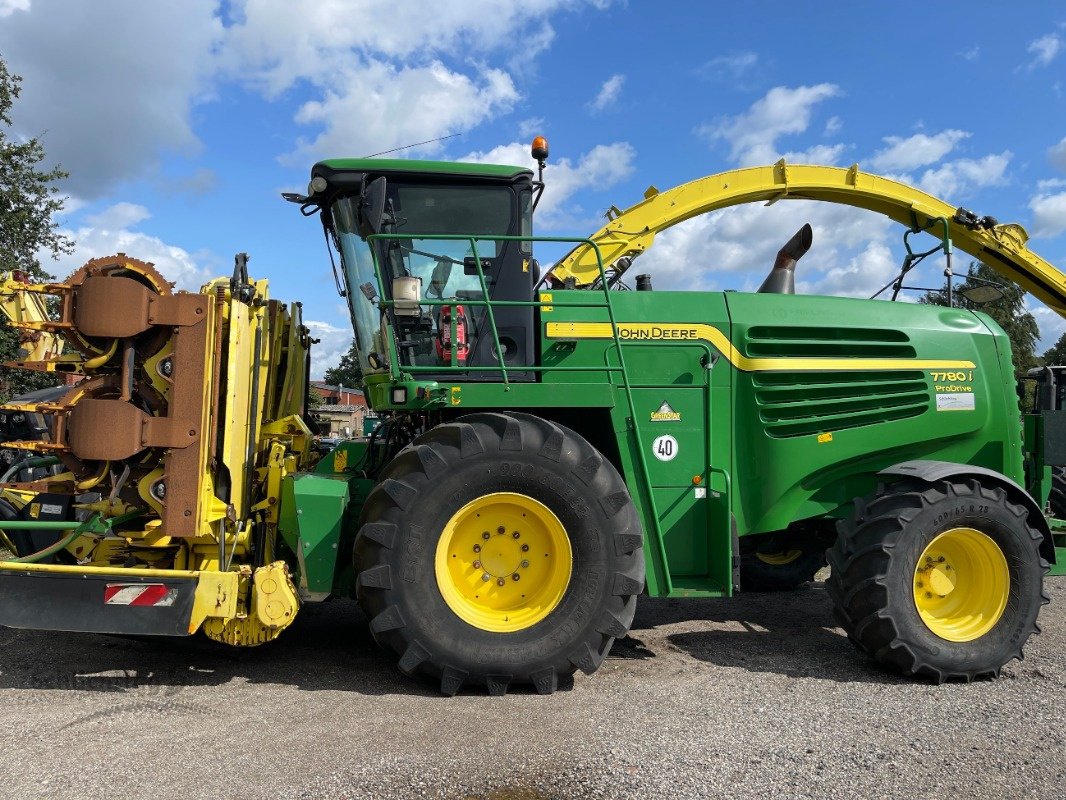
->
361;287;1025;597
725;293;1023;536
278;473;351;598
315;158;531;180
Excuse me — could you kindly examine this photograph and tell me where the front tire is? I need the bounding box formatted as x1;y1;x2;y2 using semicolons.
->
828;477;1048;682
354;412;645;695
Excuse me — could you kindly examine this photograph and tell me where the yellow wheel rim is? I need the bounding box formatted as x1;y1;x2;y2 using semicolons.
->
434;492;573;633
755;549;802;566
913;527;1010;642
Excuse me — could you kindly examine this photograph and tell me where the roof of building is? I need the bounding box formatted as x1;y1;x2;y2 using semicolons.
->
310;381;364;395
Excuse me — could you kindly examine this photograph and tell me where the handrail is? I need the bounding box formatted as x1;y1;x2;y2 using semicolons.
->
365;231;672;593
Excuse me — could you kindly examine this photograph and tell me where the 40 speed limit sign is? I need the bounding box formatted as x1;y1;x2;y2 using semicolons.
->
652;434;678;462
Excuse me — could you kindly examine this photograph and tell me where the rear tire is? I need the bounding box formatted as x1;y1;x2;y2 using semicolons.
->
828;477;1049;681
740;534;826;591
353;412;645;695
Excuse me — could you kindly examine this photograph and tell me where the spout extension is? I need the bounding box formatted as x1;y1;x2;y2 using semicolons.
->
757;223;812;294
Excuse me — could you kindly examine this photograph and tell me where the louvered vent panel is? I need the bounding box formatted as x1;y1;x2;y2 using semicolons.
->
744;325;916;358
753;370;930;438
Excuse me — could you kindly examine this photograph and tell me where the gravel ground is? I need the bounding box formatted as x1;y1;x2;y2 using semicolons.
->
0;577;1063;800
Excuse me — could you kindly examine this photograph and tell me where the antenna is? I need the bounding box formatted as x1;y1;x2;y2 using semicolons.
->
362;132;462;159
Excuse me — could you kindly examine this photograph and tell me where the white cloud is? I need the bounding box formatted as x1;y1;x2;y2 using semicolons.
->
701;52;758;79
222;0;587;93
288;59;517;163
220;0;605;163
869;129;970;172
1049;136;1066;172
1;0;608;194
1027;33;1063;69
0;0;29;17
0;0;222;197
588;74;624;112
51;204;212;289
1029;190;1066;238
461;140;636;229
699;83;841;166
634;199;894;295
807;241;898;298
1032;302;1066;354
780;143;846;166
824;116;842;136
916;152;1012;199
518;117;546;139
959;45;980;61
86;202;152;230
305;319;353;380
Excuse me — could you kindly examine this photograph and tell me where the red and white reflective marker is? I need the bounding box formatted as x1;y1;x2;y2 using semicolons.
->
103;583;177;607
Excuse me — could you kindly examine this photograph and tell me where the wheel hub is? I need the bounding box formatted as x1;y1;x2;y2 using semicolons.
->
913;527;1010;642
435;492;573;633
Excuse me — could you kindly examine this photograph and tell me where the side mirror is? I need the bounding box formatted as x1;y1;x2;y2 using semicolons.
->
358;177;387;238
429;257;452;298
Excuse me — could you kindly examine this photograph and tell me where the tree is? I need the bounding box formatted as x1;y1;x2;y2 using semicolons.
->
322;339;363;388
1043;333;1066;367
920;261;1039;375
0;55;73;401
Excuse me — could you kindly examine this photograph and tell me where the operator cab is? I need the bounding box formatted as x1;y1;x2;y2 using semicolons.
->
290;158;540;382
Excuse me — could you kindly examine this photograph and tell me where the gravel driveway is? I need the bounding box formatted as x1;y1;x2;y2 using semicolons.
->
1;577;1062;800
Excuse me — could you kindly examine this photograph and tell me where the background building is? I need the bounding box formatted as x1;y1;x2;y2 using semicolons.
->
308;382;369;438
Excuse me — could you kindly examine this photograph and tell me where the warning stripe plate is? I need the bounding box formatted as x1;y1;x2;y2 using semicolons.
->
103;583;177;607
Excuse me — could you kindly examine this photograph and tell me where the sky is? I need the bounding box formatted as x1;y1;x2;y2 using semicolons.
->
1;0;1065;377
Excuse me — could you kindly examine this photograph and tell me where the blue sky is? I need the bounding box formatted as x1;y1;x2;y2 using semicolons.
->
2;0;1065;376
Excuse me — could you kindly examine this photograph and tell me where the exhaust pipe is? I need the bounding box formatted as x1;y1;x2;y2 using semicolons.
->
757;223;813;294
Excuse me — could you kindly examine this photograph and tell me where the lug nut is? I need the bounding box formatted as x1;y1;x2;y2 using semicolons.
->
482;532;490;540
473;544;481;553
497;526;506;534
497;578;506;586
521;560;529;568
521;544;529;552
512;573;520;581
473;560;482;569
916;581;923;588
937;556;945;563
482;573;491;582
512;531;520;539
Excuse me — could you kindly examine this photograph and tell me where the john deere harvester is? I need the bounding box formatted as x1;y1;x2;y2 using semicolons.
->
1;149;1063;694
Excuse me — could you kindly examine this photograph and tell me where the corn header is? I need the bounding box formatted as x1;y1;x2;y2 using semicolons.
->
0;253;314;643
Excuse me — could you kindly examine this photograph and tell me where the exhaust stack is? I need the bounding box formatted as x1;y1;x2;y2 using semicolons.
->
758;223;813;294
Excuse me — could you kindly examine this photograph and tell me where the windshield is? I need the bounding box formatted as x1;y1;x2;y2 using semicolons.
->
332;181;523;377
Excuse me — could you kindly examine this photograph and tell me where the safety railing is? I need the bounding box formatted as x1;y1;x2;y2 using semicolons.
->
366;232;675;593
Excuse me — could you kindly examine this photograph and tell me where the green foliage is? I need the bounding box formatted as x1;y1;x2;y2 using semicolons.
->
920;261;1040;375
322;340;363;388
306;389;324;409
0;54;74;402
1043;333;1066;367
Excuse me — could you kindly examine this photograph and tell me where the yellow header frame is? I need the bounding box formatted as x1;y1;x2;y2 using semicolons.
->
550;161;1066;317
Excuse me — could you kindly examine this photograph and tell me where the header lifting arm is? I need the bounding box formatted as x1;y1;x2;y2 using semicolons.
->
550;161;1066;318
